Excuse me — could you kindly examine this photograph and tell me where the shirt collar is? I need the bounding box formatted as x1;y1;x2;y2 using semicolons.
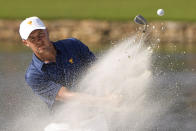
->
52;41;61;54
32;53;45;71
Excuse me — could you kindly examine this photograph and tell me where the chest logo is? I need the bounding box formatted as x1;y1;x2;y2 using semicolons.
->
68;58;74;64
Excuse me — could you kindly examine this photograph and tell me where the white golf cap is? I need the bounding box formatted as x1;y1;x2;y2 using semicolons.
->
19;16;46;40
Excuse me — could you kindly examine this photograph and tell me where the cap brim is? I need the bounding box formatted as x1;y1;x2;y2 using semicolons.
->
23;26;46;40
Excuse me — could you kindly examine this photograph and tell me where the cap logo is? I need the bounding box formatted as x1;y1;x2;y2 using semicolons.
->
27;21;32;25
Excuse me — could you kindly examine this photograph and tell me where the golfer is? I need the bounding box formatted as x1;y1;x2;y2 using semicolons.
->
19;16;96;109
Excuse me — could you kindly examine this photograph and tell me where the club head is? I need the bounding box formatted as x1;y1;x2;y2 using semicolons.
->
134;15;147;25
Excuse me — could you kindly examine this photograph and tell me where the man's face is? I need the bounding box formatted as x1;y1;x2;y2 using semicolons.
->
23;29;55;61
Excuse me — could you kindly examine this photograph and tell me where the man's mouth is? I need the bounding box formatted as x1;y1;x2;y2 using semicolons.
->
37;47;49;54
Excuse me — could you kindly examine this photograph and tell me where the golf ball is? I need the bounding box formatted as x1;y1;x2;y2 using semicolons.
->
157;9;164;16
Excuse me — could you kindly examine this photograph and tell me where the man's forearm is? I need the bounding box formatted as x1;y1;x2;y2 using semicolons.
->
56;86;120;106
56;87;100;103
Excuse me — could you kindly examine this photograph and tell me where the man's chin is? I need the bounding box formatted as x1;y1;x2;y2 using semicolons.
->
39;52;56;62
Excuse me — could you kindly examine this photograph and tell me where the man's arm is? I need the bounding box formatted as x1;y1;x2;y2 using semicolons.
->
56;86;101;104
56;86;121;106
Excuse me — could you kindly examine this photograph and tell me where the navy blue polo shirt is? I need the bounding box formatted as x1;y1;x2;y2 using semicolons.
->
25;38;96;108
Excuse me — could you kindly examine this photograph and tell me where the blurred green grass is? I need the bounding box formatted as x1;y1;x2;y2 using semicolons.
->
0;0;196;21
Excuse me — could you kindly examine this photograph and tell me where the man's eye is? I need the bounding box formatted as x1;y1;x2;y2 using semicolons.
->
30;38;35;41
39;33;45;37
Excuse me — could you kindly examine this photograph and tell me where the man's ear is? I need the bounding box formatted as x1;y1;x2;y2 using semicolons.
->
46;28;49;37
22;40;29;47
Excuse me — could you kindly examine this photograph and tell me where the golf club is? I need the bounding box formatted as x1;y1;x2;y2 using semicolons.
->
134;15;147;33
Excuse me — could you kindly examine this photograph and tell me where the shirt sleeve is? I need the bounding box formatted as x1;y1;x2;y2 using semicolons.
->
25;73;62;109
72;38;96;64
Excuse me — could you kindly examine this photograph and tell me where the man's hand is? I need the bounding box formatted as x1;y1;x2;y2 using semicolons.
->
56;86;76;101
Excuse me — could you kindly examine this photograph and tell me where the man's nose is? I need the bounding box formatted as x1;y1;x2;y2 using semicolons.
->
37;36;42;41
36;38;43;45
